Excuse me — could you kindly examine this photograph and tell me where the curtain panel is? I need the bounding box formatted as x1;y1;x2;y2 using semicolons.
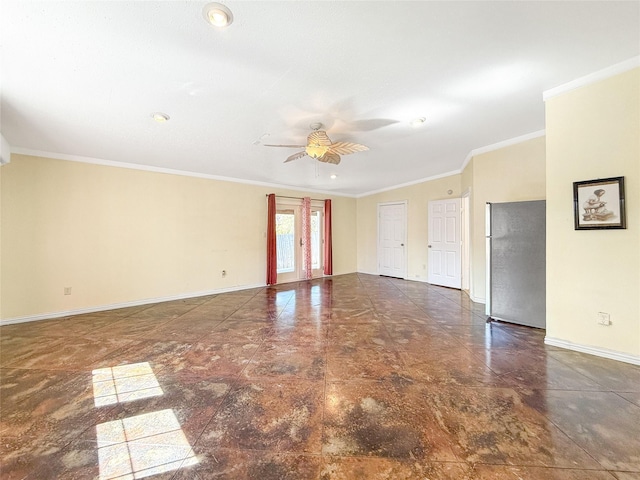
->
324;199;333;275
301;197;313;280
266;193;277;285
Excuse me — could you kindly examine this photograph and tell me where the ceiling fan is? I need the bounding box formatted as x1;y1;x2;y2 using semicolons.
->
263;123;369;165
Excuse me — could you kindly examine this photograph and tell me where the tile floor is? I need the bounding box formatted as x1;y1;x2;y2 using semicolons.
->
1;273;639;479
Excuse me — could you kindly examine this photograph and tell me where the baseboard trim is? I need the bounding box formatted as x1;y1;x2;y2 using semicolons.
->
469;294;486;304
356;270;379;277
0;283;265;326
545;337;640;366
1;274;487;324
406;276;429;283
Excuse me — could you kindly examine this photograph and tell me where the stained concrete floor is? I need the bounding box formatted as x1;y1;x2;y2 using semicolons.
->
1;273;639;479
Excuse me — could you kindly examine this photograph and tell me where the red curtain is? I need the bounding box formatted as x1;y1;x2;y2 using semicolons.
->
324;199;333;275
266;194;277;285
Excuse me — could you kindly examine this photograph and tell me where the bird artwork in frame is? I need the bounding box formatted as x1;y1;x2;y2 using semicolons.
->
573;176;626;230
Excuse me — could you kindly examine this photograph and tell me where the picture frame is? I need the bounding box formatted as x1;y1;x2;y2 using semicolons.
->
573;176;626;230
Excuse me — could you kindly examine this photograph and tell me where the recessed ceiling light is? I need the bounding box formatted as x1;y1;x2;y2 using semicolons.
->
410;117;426;128
202;3;233;27
151;112;170;123
330;174;337;180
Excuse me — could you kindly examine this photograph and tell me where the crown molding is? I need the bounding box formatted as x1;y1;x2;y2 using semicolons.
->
12;128;546;200
543;56;640;101
11;148;358;198
13;127;547;200
356;128;546;198
356;170;461;198
460;130;546;171
0;133;11;165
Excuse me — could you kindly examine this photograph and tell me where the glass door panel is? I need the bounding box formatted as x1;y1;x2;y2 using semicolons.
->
276;209;298;283
310;209;322;276
275;203;324;283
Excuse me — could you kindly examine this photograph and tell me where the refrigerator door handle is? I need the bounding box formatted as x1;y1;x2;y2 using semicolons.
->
485;203;492;317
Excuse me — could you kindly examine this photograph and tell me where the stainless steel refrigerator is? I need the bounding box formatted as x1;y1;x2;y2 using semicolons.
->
485;200;546;329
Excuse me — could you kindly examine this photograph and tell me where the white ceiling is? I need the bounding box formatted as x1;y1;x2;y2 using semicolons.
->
2;1;639;196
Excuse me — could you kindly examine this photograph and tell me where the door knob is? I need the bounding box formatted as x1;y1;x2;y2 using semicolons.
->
428;245;432;248
401;243;405;246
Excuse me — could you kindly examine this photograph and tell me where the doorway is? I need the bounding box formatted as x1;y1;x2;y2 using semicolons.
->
377;202;407;279
276;200;324;283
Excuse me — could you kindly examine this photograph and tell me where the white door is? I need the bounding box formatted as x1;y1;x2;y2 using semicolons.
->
428;198;461;288
378;202;407;278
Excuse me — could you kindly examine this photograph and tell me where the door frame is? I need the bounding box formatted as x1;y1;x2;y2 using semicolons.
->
275;198;324;284
377;201;408;279
461;188;471;292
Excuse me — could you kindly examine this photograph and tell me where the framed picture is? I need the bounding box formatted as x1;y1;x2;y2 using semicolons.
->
573;176;626;230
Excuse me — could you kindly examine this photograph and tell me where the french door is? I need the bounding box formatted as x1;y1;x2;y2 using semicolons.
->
275;201;324;283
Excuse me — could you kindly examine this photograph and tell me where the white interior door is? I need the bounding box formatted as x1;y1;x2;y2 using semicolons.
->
428;198;461;288
378;202;407;279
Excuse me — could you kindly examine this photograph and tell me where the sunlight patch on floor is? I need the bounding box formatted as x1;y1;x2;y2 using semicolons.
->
96;409;198;479
92;362;163;407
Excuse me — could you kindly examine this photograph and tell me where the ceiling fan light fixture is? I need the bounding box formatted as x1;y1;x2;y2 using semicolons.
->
410;117;426;128
330;174;337;180
203;3;233;27
151;112;170;123
306;144;329;159
264;129;368;165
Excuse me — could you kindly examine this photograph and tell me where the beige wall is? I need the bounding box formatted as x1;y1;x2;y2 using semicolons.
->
356;176;462;281
354;137;545;302
0;163;3;318
545;68;639;356
1;155;357;320
465;137;547;302
5;68;636;367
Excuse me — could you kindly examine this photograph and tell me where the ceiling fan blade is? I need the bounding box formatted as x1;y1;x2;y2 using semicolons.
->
318;152;341;165
263;144;306;148
328;142;369;155
284;151;308;163
307;130;332;146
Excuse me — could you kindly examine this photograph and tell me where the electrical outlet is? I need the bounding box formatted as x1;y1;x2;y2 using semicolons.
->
64;287;72;295
597;312;611;326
